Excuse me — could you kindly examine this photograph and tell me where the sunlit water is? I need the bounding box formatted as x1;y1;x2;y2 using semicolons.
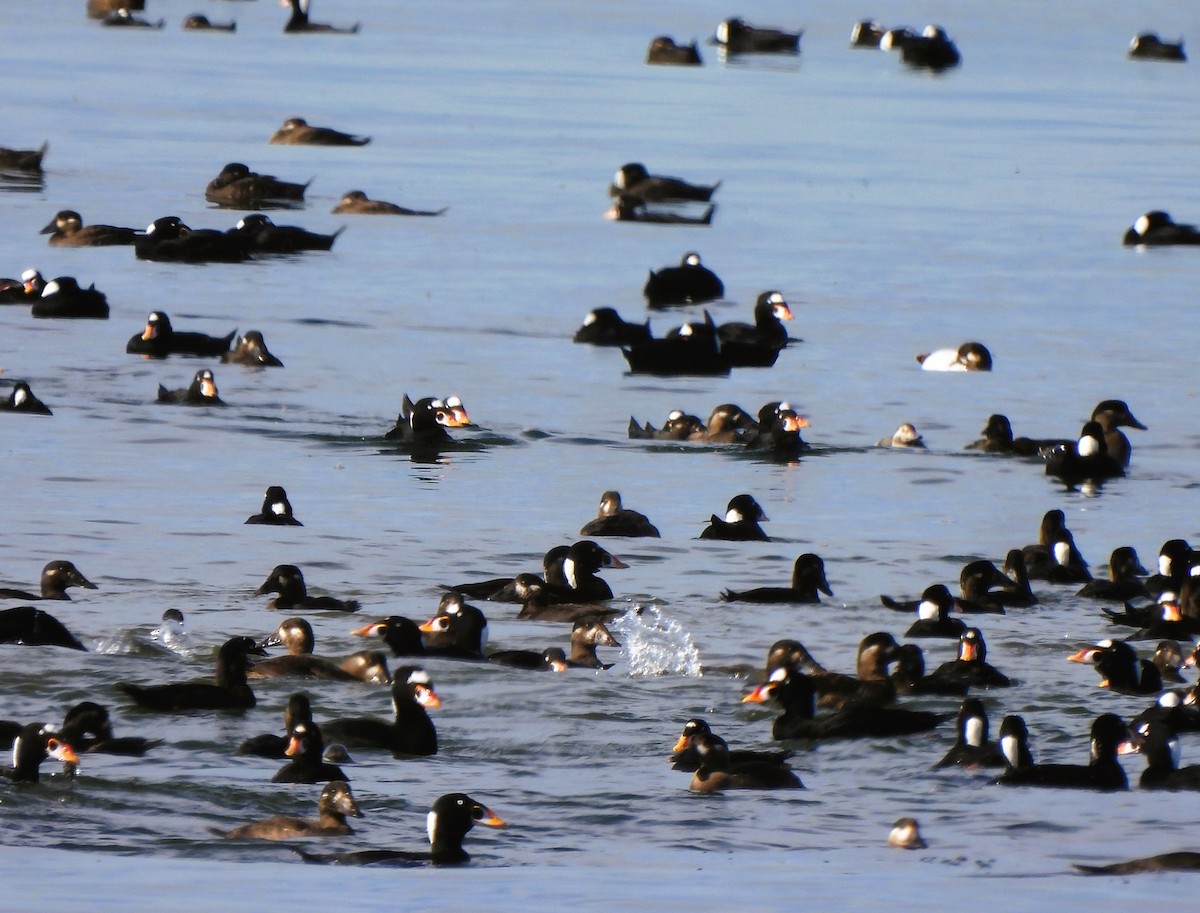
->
1;0;1199;908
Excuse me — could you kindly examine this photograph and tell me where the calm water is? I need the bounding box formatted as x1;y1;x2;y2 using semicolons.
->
2;0;1199;908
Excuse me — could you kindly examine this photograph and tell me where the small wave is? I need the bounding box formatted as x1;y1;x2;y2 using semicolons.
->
611;603;702;677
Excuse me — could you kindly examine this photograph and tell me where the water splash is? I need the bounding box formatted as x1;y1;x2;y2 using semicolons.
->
611;603;702;677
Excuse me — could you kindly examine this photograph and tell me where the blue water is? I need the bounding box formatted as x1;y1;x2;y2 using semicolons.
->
1;0;1199;908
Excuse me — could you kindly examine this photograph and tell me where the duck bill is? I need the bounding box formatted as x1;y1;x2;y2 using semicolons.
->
200;379;218;398
47;738;80;765
416;685;442;709
960;643;979;662
449;407;472;426
141;324;156;341
548;658;569;672
284;735;303;758
476;807;505;828
1162;601;1183;622
604;553;629;570
1066;648;1096;664
39;218;58;235
782;415;809;432
742;684;772;704
418;616;443;634
603;203;622;221
352;622;385;637
775;304;795;321
671;734;691;753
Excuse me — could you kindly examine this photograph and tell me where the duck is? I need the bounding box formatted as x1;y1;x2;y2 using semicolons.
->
330;190;446;215
564;619;620;669
273;720;349;784
420;594;489;658
700;494;769;541
772;632;902;710
382;397;467;447
337;650;391;685
887;818;927;849
711;18;802;53
100;9;164;27
156;369;223;405
988;550;1038;608
0;606;87;650
31;276;108;319
295;793;504;866
269;117;369;146
2;722;78;783
237;692;314;758
1129;33;1186;61
127;312;236;359
1021;509;1090;581
668;718;792;772
204;162;309;209
933;698;1005;768
255;565;359;613
696;403;759;443
248;618;361;681
117;636;267;711
646;36;702;65
183;14;236;31
39;210;137;246
135;216;250;263
1129;716;1200;790
1078;546;1149;601
1089;399;1146;467
627;409;707;441
1145;538;1195;601
0;142;47;172
720;553;832;604
685;730;803;793
642;252;723;306
245;486;303;526
0;382;52;416
222;331;284;367
58;702;160;756
964;414;1051;456
282;0;360;34
882;24;960;69
716;292;794;366
608;163;719;203
889;643;971;696
850;21;886;48
1044;421;1125;486
0;561;96;601
915;341;991;371
605;195;715;225
931;628;1013;688
0;269;46;304
573;308;651;346
220;780;361;840
878;423;925;448
1068;639;1163;695
486;645;571;672
622;313;728;376
994;714;1130;791
743;668;950;740
446;545;571;603
227;213;343;254
352;616;426;657
579;491;660;538
514;542;627;613
1074;852;1200;875
954;561;1013;614
883;585;966;639
321;668;439;756
742;403;808;457
1123;210;1200;246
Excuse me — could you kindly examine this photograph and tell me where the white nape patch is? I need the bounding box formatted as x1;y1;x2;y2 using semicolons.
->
964;717;985;747
145;221;158;234
1000;734;1019;767
409;670;431;685
767;292;785;305
426;810;438;846
1134;214;1151;237
880;31;896;50
917;600;939;621
769;667;788;682
1160;692;1181;708
11;737;21;769
1077;435;1100;457
21;268;37;282
679;323;694;337
41;280;60;298
724;508;744;523
1169;735;1181;769
270;501;286;515
480;622;489;650
582;311;597;327
1192;565;1200;577
1159;554;1172;577
563;558;578;590
1097;639;1114;648
13;388;26;406
684;253;701;266
923;24;939;38
1053;541;1071;567
613;168;626;189
236;218;248;230
716;20;730;44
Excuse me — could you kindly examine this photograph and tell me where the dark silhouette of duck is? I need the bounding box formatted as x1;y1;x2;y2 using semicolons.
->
700;494;769;541
321;667;440;757
643;252;723;306
222;331;284;367
1129;33;1186;61
0;606;87;650
573;307;651;346
204;163;309;209
219;780;361;840
579;491;660;538
646;36;702;65
2;722;78;783
157;369;223;405
40;210;137;246
0;142;47;172
331;190;446;215
116;636;267;711
31;276;108;319
269;117;369;146
1123;210;1200;246
283;0;359;34
256;565;360;613
228;213;343;254
711;18;801;53
127;312;236;359
1;382;52;416
136;216;250;263
245;486;302;526
721;553;831;603
994;713;1131;791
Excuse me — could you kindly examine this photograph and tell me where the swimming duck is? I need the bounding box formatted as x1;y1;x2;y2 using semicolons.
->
896;585;967;639
100;9;164;27
245;486;303;526
579;491;660;538
994;713;1130;791
273;720;349;783
605;195;715;225
352;616;426;657
0;560;95;600
269;117;369;146
1123;210;1200;246
135;217;250;263
227;213;343;253
2;722;78;783
220;780;361;840
204;163;309;209
1020;509;1089;581
1068;639;1163;695
58;701;160;756
932;628;1013;688
889;643;971;697
420;594;489;658
330;190;446;216
887;818;927;849
338;650;391;685
696;403;759;442
711;18;802;54
1129;33;1186;61
716;292;794;366
31;276;108;319
646;36;702;66
183;14;236;32
878;423;925;447
686;730;804;792
255;565;359;612
573;308;651;347
769;633;901;710
383;397;466;447
991;549;1037;608
743;402;808;456
700;494;769;541
156;369;223;405
0;269;45;304
609;163;720;203
1044;421;1125;486
627;409;707;441
40;210;137;246
850;21;886;48
622;312;728;375
721;553;831;603
321;668;440;756
1089;399;1146;467
1078;546;1149;602
1074;852;1200;875
222;331;284;367
0;606;87;650
127;312;236;359
1;381;52;415
522;541;627;605
954;560;1013;613
642;252;724;306
296;793;504;866
1145;538;1196;601
237;692;314;758
116;636;267;711
1129;716;1200;790
249;618;361;681
915;341;991;371
933;698;1005;769
0;142;47;172
282;0;359;34
882;24;960;70
668;718;792;772
486;645;571;672
964;414;1049;455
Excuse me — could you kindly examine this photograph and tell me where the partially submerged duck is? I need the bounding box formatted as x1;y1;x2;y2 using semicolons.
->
127;312;236;359
223;331;284;367
330;190;446;216
219;781;361;840
646;36;702;66
269;117;369;146
40;210;137;246
156;369;223;405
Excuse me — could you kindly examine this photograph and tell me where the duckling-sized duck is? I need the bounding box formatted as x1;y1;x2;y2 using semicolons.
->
183;14;236;31
245;486;303;526
933;698;1005;769
249;618;361;681
627;409;707;440
330;190;446;216
296;793;505;866
646;36;702;65
204;163;309;209
117;636;267;711
227;213;343;254
932;628;1013;688
255;565;359;612
269;117;369;146
579;491;660;538
609;163;719;203
0;561;95;601
0;382;51;415
700;494;769;541
1122;210;1200;246
721;553;831;604
0;606;87;650
58;701;161;756
994;713;1131;791
0;142;47;172
128;312;236;359
31;276;108;319
573;308;651;347
642;252;723;306
605;194;715;225
40;210;137;246
321;667;439;757
711;17;802;53
1068;639;1163;695
878;422;925;447
2;722;78;783
220;780;361;840
156;369;223;405
668;718;792;772
882;24;960;70
1129;33;1186;61
915;341;991;371
282;0;359;34
222;331;284;367
135;216;250;263
686;730;803;793
237;692;313;758
273;720;349;783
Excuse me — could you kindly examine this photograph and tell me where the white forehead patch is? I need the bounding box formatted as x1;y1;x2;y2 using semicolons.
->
679;324;694;337
667;410;683;421
684;253;701;266
767;292;785;305
409;669;431;685
917;600;939;621
1097;639;1114;649
1134;214;1151;237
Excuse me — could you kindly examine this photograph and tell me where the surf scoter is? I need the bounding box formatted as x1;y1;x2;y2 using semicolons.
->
183;14;236;31
1129;33;1186;61
352;616;426;657
889;643;971;697
768;633;901;710
2;722;78;783
953;560;1012;613
40;210;137;246
700;494;769;541
884;585;966;639
220;780;361;840
1129;716;1200;790
222;331;284;367
383;397;467;446
31;277;108;319
609;163;719;203
283;0;359;34
255;565;359;612
204;163;309;209
1044;421;1125;486
0;561;95;601
850;21;887;48
1;382;52;416
156;369;223;405
882;24;961;70
321;667;439;757
627;408;707;441
711;17;801;53
0;606;87;650
573;307;651;347
58;701;160;756
0;269;46;304
330;190;446;216
237;692;314;758
994;713;1130;790
245;486;303;526
1020;509;1090;581
721;553;831;604
136;216;250;263
1078;547;1149;601
273;720;349;784
100;9;163;27
249;618;360;681
669;718;792;772
227;213;342;253
915;341;991;371
420;594;489;658
269;117;369;146
579;491;660;538
642;252;723;306
623;312;728;375
932;628;1013;688
117;636;266;711
1068;639;1164;695
127;312;236;359
934;698;1005;768
646;36;702;65
686;730;803;793
964;414;1050;455
717;291;794;355
1123;210;1200;246
0;142;47;172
